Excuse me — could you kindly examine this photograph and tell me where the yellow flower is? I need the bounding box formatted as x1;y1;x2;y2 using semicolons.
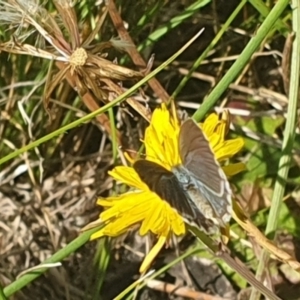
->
89;105;244;273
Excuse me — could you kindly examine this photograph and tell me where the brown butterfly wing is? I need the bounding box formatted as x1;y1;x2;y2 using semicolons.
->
133;160;214;232
179;119;232;223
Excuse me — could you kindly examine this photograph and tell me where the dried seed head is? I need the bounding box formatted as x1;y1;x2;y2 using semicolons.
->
69;48;88;72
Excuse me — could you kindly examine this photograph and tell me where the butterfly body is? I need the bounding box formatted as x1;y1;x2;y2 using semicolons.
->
133;118;232;233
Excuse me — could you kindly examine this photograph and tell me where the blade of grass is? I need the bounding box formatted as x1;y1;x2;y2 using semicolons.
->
0;28;204;166
249;0;289;35
108;0;170;102
91;238;111;299
108;107;118;162
0;285;7;300
249;0;300;299
134;1;164;36
192;0;290;122
137;0;211;52
171;0;247;100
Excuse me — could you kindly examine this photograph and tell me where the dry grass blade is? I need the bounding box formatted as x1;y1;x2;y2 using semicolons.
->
107;0;170;102
101;78;152;122
232;201;300;272
281;33;294;95
81;6;108;48
79;68;106;100
10;0;70;56
146;279;224;300
44;65;70;111
0;40;66;61
87;54;144;80
53;0;80;48
218;248;281;300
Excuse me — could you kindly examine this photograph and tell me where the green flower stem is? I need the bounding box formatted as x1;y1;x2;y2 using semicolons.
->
171;0;247;100
193;0;290;122
0;29;202;167
250;0;300;299
3;228;100;297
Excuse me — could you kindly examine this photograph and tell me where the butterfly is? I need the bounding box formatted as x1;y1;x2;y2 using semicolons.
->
133;119;232;233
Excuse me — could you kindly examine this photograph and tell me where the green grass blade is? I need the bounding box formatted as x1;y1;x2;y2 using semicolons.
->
137;0;211;51
249;0;289;35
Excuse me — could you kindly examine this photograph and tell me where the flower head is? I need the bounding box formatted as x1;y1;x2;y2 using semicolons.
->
88;105;244;273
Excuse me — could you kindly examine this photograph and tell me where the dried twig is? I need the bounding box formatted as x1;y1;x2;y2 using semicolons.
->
107;0;170;103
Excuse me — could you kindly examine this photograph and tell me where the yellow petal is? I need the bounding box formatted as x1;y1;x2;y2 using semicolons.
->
202;113;219;136
223;162;246;176
140;198;165;235
164;129;181;166
144;126;167;164
207;132;223;150
91;230;105;240
108;166;148;190
100;191;150;221
148;105;171;142
214;138;244;161
139;235;167;273
95;189;185;239
144;106;181;168
167;206;186;235
221;224;230;244
139;198;185;236
215;120;227;137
